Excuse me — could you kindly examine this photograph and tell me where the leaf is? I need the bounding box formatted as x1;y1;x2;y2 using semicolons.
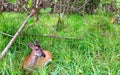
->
45;7;52;13
40;8;45;14
28;17;34;24
78;69;83;74
28;0;33;8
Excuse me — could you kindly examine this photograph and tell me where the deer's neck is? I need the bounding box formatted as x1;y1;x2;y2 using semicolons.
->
29;54;38;67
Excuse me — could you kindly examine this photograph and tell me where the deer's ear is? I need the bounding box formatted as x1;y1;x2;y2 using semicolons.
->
35;40;40;46
29;42;34;49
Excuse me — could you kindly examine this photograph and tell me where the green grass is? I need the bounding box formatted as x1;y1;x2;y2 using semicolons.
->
0;12;120;75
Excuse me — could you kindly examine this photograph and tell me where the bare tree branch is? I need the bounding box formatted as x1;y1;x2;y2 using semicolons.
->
0;13;33;60
81;0;89;16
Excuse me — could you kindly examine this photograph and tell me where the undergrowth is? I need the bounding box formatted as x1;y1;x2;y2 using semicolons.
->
0;12;120;75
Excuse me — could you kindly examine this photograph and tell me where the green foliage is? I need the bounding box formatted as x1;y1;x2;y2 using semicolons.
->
45;7;52;13
8;0;16;3
28;17;34;24
40;8;45;14
116;0;120;9
40;7;52;14
0;12;120;75
100;0;111;4
28;0;33;8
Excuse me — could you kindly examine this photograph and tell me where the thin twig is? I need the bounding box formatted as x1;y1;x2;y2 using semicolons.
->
53;1;57;13
66;0;70;14
36;0;39;8
22;22;36;39
0;31;13;37
80;0;89;15
26;34;83;40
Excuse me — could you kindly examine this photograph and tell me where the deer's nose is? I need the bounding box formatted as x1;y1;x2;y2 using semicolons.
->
41;53;46;57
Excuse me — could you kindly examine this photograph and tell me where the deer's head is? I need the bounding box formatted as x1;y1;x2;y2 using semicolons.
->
29;40;46;57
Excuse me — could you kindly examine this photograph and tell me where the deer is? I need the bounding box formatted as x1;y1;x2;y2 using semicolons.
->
23;40;52;73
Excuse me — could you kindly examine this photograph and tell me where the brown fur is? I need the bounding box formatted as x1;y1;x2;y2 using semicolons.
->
36;50;52;68
23;50;52;72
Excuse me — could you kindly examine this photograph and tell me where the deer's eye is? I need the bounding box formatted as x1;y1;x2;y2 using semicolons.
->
35;49;38;51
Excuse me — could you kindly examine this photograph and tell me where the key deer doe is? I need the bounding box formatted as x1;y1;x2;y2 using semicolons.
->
23;40;52;72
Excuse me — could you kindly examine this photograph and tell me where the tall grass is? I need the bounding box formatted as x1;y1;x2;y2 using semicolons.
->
0;12;120;75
